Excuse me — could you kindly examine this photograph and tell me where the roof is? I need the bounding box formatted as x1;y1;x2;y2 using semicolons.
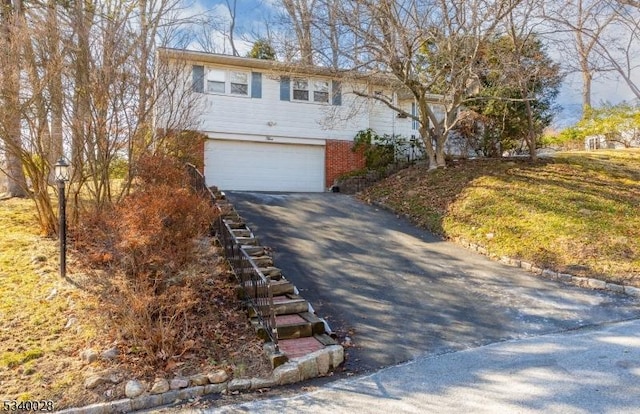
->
160;48;351;77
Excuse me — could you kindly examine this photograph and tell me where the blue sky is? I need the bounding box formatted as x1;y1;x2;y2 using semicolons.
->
195;0;638;127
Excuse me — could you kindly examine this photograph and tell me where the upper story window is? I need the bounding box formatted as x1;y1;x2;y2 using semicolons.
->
206;68;250;96
313;80;329;103
292;78;309;101
193;65;262;98
207;70;226;93
291;77;330;103
230;71;249;95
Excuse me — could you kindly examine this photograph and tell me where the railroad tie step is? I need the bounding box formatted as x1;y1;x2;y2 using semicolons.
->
235;236;258;245
231;229;252;238
271;294;309;315
237;279;295;298
259;267;282;280
251;255;273;267
242;246;265;256
247;294;308;317
275;312;326;339
222;219;246;229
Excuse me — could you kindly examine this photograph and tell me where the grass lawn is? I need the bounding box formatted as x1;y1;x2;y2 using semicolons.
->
0;197;268;409
360;149;640;286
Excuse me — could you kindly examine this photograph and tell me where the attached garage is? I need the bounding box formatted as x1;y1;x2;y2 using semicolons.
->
204;139;326;192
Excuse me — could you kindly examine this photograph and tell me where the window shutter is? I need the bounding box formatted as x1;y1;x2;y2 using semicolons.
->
280;76;290;101
251;72;262;98
332;80;342;105
192;65;204;93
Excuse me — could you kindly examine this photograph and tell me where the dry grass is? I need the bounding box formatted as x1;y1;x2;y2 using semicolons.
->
0;198;270;410
361;149;640;286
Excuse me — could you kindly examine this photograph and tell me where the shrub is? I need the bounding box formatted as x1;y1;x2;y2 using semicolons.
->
74;155;221;367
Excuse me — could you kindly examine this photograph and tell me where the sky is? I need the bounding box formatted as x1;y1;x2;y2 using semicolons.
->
192;0;639;128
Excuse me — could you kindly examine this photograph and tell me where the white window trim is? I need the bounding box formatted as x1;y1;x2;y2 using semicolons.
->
292;77;331;104
206;68;251;97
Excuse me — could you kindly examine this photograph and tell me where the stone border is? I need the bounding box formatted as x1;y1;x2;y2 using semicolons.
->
455;236;640;298
368;200;640;299
55;346;344;414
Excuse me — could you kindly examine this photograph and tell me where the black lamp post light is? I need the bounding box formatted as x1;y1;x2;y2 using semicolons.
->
54;158;70;278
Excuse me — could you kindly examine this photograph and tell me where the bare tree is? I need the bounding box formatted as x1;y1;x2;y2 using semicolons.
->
334;0;520;169
281;0;316;65
0;0;203;233
541;0;616;111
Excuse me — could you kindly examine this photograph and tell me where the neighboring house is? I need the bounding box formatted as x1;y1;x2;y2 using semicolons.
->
585;131;640;150
157;48;443;192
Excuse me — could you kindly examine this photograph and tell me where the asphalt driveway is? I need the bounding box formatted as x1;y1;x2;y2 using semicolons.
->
226;192;640;374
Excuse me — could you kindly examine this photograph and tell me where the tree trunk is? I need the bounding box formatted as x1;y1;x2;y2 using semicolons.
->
1;0;28;197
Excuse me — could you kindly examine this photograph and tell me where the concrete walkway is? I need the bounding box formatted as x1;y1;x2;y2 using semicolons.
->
226;192;639;374
201;318;640;413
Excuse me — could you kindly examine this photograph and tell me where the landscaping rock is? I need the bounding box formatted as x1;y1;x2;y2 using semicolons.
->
316;350;331;375
189;374;209;386
558;273;573;282
65;317;78;330
170;378;189;390
150;378;170;394
327;345;345;368
251;377;277;390
207;370;229;384
273;362;301;385
84;375;107;389
297;354;319;380
606;283;625;294
101;347;118;361
80;349;98;363
228;378;252;391
624;286;640;297
125;380;146;398
204;383;227;394
587;279;607;290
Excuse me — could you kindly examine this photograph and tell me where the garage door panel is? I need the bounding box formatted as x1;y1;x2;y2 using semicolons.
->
205;140;325;192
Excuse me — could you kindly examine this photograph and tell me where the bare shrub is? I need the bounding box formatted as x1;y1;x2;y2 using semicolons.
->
74;155;227;368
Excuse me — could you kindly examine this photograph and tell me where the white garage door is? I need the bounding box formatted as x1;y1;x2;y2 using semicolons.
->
204;140;325;192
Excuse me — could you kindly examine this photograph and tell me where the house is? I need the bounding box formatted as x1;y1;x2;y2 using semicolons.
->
585;131;640;150
157;48;443;192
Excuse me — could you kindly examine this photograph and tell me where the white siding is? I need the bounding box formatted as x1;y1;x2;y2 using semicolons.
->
197;72;370;142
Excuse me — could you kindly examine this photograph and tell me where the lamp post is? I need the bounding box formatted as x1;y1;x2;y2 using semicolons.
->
54;158;70;278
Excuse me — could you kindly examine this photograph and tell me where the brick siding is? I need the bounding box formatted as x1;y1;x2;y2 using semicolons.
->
325;140;366;188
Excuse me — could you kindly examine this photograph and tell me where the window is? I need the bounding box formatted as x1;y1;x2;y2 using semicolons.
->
289;77;331;103
207;69;225;94
205;69;252;96
313;80;329;103
293;78;309;101
230;71;248;95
